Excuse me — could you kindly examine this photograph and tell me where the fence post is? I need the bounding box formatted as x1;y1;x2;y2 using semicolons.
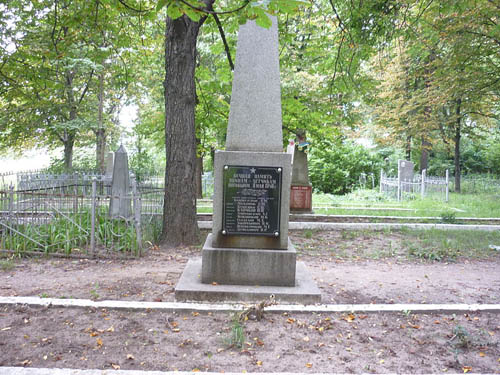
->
91;177;96;257
379;170;383;193
397;163;402;201
131;174;142;257
8;184;14;216
421;169;426;199
445;169;449;202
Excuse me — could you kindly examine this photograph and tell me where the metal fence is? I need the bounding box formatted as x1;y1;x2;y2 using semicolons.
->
450;175;500;194
380;169;449;201
0;173;163;258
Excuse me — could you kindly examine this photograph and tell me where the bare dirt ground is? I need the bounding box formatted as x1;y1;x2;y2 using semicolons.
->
0;229;499;373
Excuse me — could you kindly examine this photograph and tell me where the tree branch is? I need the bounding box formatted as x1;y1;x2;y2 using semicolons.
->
212;14;234;71
178;0;250;15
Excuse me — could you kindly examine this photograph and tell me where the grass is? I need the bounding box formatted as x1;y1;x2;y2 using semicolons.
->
223;314;246;349
0;258;15;271
293;227;500;262
197;189;500;218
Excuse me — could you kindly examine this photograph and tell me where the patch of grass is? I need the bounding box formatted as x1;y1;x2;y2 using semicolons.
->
404;228;500;261
90;282;100;300
223;314;246;349
440;211;457;224
304;229;313;239
0;258;15;271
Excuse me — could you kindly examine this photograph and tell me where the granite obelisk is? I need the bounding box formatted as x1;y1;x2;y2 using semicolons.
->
175;15;321;302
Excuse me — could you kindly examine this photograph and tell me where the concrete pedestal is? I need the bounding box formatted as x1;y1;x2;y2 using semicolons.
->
201;234;296;286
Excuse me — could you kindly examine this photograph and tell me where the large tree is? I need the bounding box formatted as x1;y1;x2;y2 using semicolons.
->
158;0;304;247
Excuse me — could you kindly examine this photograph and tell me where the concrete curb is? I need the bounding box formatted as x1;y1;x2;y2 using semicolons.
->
0;368;359;375
198;221;500;231
1;296;499;314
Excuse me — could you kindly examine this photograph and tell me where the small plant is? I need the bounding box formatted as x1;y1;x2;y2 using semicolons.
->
39;293;49;298
224;314;246;349
90;282;100;300
440;211;457;224
0;258;15;272
304;229;313;239
450;325;472;348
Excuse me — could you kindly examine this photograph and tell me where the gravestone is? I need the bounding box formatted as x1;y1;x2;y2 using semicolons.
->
290;130;313;213
109;145;131;219
398;159;415;193
175;15;321;302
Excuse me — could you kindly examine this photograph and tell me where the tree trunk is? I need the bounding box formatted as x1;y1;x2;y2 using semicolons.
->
96;72;106;174
63;134;75;171
196;155;203;199
420;137;430;172
454;98;462;193
405;135;411;161
161;13;207;247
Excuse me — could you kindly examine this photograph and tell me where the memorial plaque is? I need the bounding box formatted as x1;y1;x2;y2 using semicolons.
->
290;185;312;211
223;165;282;236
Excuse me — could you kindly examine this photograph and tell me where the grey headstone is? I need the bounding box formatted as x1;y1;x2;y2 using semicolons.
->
292;147;310;186
104;152;114;180
109;145;131;218
225;16;283;152
398;159;415;182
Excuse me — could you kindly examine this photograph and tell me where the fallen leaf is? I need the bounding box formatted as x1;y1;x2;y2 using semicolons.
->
172;328;180;333
90;332;99;337
256;339;264;346
256;360;263;366
192;369;200;372
462;366;472;373
303;336;310;342
111;364;120;370
379;359;385;364
1;327;12;331
479;352;485;357
286;318;296;324
127;354;135;360
106;326;115;332
96;338;103;347
212;282;218;286
192;312;199;317
305;363;312;368
20;360;32;367
345;313;355;322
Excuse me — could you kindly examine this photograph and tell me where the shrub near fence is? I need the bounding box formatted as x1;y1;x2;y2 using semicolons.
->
0;173;163;258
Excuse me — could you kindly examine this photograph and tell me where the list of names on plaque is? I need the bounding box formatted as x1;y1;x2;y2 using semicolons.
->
223;166;281;236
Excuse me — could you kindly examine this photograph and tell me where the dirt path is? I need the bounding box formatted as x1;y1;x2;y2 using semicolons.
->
0;230;499;373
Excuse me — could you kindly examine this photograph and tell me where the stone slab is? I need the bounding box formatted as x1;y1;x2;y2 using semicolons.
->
225;16;283;153
176;258;321;304
212;150;292;250
201;234;296;286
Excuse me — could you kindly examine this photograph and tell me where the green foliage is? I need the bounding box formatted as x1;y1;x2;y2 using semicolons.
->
439;211;457;224
0;258;15;272
0;207;142;256
224;314;246;349
309;141;383;194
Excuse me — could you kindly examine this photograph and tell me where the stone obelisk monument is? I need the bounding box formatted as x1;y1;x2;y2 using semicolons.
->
175;16;320;303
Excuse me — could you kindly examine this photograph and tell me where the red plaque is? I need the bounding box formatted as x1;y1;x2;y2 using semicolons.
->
290;185;312;211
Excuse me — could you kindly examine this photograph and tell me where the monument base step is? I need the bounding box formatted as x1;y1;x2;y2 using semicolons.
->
175;258;321;304
201;233;296;286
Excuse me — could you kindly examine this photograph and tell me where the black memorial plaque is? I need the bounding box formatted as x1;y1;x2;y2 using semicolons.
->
222;165;282;236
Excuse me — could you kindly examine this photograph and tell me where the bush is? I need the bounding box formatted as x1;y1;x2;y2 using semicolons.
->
309;141;383;194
